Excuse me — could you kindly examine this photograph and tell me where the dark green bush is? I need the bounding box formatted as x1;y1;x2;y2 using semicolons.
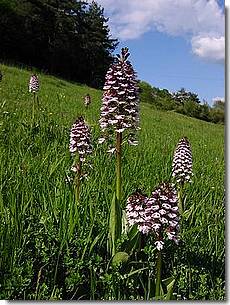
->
139;82;224;124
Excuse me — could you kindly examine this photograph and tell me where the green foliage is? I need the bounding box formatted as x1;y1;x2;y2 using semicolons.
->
0;64;225;300
109;193;122;256
173;88;200;105
199;103;211;122
139;82;224;124
209;100;224;123
139;81;155;104
213;99;225;110
209;108;224;124
177;100;200;118
139;81;175;110
112;252;129;267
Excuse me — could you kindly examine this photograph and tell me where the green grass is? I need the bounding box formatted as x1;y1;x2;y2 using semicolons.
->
0;64;225;300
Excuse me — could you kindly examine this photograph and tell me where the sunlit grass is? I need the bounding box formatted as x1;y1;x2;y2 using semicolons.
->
0;64;224;300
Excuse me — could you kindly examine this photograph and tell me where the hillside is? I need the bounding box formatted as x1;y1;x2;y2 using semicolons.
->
0;64;225;300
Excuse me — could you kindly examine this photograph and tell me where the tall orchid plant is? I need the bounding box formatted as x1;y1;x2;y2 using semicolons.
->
126;183;180;298
99;47;140;255
172;137;193;214
29;74;39;125
69;116;92;203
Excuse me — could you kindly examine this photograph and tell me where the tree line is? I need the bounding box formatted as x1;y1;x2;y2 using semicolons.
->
0;0;118;88
139;82;224;124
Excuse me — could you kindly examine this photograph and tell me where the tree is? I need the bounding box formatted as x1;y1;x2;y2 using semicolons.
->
77;1;118;87
213;99;225;111
172;88;200;106
210;108;224;124
139;81;155;104
199;101;211;121
0;0;118;87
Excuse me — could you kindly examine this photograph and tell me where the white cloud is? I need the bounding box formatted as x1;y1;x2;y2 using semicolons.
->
96;0;225;63
191;35;225;63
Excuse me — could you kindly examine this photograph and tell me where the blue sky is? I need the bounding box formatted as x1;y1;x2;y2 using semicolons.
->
118;31;224;104
96;0;225;105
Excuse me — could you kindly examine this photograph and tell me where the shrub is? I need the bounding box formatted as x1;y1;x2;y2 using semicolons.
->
209;108;224;124
139;81;155;105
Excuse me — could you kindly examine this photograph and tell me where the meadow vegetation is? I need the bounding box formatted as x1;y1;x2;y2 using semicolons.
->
0;64;225;300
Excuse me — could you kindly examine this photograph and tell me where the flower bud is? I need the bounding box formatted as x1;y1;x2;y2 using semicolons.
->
126;183;180;251
99;47;140;145
148;183;180;250
69;116;92;163
172;137;193;185
29;74;39;93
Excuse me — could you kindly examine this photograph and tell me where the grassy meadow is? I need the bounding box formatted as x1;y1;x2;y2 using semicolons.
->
0;64;225;300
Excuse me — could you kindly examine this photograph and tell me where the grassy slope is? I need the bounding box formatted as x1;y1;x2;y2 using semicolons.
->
0;64;225;299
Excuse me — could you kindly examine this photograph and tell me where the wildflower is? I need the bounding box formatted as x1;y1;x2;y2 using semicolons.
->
107;147;116;154
149;183;180;249
69;116;92;163
155;240;164;251
84;94;91;107
99;47;140;146
126;183;180;251
104;48;140;256
172;137;193;185
126;191;150;233
29;74;39;93
98;137;106;144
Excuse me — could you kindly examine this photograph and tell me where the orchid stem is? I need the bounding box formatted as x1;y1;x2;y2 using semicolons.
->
32;92;36;127
71;158;81;231
109;132;122;256
178;183;184;215
74;160;82;205
155;250;162;299
116;132;122;202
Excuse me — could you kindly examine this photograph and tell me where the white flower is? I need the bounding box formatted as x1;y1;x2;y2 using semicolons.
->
159;209;166;215
107;147;116;154
98;137;106;144
155;240;164;251
128;139;138;146
162;203;171;209
153;212;160;219
115;128;125;133
152;223;161;230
